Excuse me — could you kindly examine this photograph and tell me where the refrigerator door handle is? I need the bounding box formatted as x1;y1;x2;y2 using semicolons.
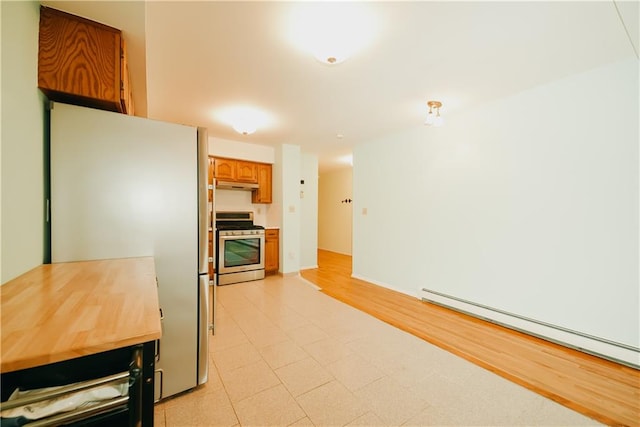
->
154;368;164;403
197;274;209;385
197;128;209;275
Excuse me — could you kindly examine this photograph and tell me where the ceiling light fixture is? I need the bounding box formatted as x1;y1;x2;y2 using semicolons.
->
215;106;274;136
287;3;378;66
424;101;444;127
232;120;257;136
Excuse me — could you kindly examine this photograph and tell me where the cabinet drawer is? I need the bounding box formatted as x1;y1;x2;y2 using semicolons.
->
265;229;279;239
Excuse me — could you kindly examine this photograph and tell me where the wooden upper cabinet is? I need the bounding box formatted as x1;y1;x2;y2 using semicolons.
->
214;159;258;184
213;158;236;180
252;163;272;204
38;6;133;115
236;161;258;183
214;157;272;204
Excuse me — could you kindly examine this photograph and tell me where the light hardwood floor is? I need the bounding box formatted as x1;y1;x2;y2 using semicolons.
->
300;249;640;427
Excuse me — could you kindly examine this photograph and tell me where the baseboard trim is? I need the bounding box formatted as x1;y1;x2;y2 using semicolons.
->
421;288;640;369
279;271;299;277
350;273;418;298
317;248;352;256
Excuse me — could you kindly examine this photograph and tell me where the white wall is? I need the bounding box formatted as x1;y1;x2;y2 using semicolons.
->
300;153;318;269
1;1;46;283
267;147;283;230
209;136;275;164
215;190;269;227
318;168;353;255
353;58;639;350
279;144;301;274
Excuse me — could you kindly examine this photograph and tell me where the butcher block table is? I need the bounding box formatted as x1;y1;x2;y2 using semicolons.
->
0;257;161;426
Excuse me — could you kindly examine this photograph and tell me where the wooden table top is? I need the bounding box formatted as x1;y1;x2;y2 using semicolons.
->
1;257;162;373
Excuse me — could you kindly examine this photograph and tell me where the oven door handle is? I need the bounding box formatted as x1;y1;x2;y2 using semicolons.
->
219;234;264;241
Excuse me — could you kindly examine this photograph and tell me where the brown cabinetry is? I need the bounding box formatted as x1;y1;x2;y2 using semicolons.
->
252;163;273;204
214;158;258;183
213;158;236;181
38;6;134;115
265;229;279;275
213;157;272;204
236;161;258;183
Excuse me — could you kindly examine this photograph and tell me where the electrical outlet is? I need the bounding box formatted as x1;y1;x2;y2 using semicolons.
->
362;208;368;215
289;205;296;213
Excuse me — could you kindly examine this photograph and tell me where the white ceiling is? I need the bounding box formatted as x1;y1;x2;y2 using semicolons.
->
42;1;638;172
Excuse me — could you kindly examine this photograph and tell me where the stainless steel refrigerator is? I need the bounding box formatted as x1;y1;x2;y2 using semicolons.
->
49;102;210;401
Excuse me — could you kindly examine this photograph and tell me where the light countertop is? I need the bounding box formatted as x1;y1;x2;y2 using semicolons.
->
0;257;162;373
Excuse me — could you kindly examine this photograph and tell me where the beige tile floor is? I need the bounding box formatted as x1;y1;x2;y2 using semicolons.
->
153;275;602;427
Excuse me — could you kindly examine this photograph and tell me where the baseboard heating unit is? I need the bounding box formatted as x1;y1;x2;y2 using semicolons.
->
421;288;640;369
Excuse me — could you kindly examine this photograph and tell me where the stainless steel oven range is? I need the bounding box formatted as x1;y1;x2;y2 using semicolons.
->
215;211;265;285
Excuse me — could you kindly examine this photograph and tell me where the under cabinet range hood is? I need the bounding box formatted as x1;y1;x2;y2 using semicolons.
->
216;181;259;191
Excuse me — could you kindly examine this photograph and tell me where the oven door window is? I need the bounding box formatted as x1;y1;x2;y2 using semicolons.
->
224;238;261;267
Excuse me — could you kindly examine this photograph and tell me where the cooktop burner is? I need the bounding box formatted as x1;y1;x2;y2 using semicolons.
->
216;223;264;231
215;211;263;231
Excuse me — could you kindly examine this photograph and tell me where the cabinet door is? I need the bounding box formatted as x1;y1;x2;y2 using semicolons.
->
214;158;236;180
265;229;279;274
236;161;258;183
252;163;272;204
38;7;125;113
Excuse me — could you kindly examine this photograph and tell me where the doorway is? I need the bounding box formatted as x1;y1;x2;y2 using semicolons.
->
317;167;353;264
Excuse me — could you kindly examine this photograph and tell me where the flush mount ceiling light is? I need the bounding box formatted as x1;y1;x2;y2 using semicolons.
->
232;119;257;136
287;3;378;65
215;106;273;136
424;101;444;127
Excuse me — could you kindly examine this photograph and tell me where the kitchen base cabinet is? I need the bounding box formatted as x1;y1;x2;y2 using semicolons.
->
0;258;161;427
265;229;279;275
0;342;155;426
